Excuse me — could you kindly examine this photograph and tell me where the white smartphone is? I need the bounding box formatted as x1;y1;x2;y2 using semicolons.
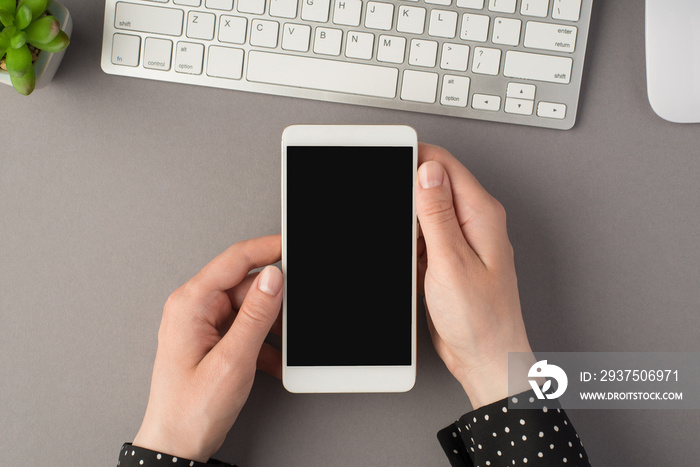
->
281;124;418;393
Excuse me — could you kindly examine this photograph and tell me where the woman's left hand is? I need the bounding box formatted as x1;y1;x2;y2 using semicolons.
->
133;235;284;462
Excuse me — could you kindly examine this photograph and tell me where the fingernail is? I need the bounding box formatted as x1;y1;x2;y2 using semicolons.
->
258;266;283;296
419;162;444;189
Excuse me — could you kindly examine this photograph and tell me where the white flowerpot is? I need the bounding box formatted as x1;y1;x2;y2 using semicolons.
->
0;1;73;91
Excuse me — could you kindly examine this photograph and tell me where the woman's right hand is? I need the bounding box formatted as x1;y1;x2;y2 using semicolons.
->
415;143;536;409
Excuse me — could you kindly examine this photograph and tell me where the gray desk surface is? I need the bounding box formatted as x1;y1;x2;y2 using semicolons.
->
2;1;699;465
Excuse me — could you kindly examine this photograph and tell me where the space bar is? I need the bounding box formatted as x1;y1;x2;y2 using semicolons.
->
246;51;399;99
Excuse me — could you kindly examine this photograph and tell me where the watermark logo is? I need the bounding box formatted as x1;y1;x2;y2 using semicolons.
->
529;360;569;400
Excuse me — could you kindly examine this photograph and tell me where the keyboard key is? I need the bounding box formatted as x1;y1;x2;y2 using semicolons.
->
440;42;469;71
521;0;549;17
206;0;233;10
345;31;374;59
377;35;406;63
187;11;216;40
396;5;426;34
552;0;581;21
114;2;184;36
488;0;516;14
537;101;567;119
492;17;521;46
282;23;311;51
238;0;266;14
219;15;247;44
111;33;140;66
456;0;484;8
425;0;451;5
401;70;438;103
428;9;458;38
270;0;298;18
175;41;204;74
206;45;244;78
504;50;573;83
247;51;399;98
174;0;200;5
144;37;172;70
440;75;470;107
460;13;490;42
301;0;330;22
409;39;438;67
472;47;501;75
472;93;500;111
250;19;279;47
506;82;536;100
365;2;394;30
333;0;362;26
314;27;343;55
524;21;577;53
505;97;534;115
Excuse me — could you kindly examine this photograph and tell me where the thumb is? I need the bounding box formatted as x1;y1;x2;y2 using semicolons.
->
416;161;473;263
218;265;283;368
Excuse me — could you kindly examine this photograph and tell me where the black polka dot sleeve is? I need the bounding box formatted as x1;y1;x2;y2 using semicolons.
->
437;390;591;467
117;443;236;467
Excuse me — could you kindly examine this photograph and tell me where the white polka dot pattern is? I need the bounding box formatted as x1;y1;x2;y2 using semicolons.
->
117;444;236;467
438;390;590;467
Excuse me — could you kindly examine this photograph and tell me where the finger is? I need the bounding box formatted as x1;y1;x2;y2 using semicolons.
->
209;265;284;374
417;254;426;297
219;272;281;339
270;308;283;336
417;234;426;296
415;160;479;267
225;271;258;310
417;235;426;258
227;272;282;336
418;143;512;268
257;342;282;379
194;235;281;295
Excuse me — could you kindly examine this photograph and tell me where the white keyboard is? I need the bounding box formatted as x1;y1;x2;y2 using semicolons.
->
101;0;592;130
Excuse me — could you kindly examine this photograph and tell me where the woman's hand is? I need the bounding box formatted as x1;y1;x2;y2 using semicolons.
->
416;143;536;409
133;235;284;462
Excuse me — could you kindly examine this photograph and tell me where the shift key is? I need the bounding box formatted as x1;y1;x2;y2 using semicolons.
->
504;50;573;84
115;2;184;37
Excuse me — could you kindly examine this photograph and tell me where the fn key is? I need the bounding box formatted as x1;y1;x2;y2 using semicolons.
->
111;33;140;67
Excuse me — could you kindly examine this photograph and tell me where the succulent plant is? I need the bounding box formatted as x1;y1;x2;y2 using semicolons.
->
0;0;70;95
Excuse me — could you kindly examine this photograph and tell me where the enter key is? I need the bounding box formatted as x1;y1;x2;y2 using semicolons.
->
524;21;578;53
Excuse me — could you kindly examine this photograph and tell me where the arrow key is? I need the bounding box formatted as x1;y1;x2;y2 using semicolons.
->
472;93;501;111
505;97;534;115
506;82;536;100
537;101;567;119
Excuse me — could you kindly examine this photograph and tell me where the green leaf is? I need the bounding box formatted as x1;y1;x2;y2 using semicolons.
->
0;9;14;28
30;28;68;53
10;31;27;49
23;15;59;44
0;33;9;51
5;44;33;77
10;62;36;95
18;0;49;20
15;4;33;30
0;0;16;15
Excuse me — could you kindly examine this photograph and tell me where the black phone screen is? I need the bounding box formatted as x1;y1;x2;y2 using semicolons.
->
285;146;414;367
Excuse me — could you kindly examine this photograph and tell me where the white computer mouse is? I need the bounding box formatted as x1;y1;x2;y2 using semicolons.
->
645;0;700;123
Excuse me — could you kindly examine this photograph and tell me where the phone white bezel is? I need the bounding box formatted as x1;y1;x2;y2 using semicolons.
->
281;124;418;393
